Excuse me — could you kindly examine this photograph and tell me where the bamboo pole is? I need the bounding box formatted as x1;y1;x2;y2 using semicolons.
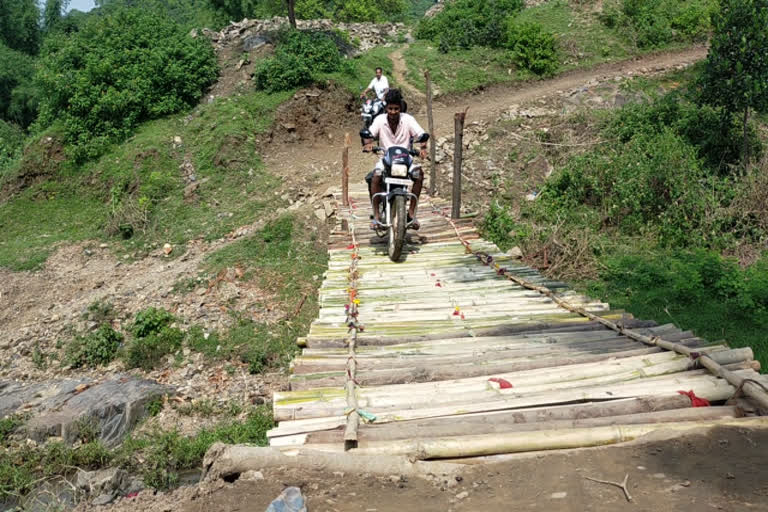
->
425;70;436;196
201;443;463;483
304;405;742;445
348;417;768;459
451;110;466;219
342;133;350;207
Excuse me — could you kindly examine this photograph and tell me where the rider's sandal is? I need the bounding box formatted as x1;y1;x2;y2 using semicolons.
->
370;219;384;230
407;215;420;231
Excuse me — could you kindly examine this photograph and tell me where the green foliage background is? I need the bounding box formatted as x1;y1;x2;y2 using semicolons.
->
35;8;219;161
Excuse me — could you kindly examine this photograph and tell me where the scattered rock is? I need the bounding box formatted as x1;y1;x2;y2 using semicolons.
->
508;246;523;259
314;208;327;221
241;470;265;481
1;376;174;446
550;491;568;499
184;181;200;200
92;493;117;506
455;491;469;500
77;468;127;496
163;243;173;256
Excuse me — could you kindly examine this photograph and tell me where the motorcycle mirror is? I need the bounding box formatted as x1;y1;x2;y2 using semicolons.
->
414;133;430;143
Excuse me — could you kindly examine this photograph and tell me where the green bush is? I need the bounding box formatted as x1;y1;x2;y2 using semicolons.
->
253;28;349;92
0;43;37;127
600;0;716;48
125;326;184;370
65;324;123;369
506;21;558;75
605;93;762;173
35;8;218;161
537;127;722;246
131;307;176;338
416;0;524;51
0;119;24;177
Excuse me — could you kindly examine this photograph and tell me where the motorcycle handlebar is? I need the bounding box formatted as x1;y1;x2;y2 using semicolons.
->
363;147;422;157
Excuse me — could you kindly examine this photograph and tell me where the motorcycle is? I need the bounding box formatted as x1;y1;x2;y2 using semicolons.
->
361;131;430;262
360;97;385;129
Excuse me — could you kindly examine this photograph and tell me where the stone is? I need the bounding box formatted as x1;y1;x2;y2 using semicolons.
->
242;35;268;51
92;493;116;506
1;376;174;446
507;246;523;259
163;243;173;255
77;468;127;495
323;200;334;218
550;492;568;499
524;155;552;179
314;208;327;221
266;487;307;512
184;181;200;199
455;491;469;500
242;470;264;481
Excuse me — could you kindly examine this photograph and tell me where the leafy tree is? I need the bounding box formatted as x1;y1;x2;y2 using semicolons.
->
35;8;219;161
700;0;768;168
0;44;37;127
97;0;229;29
43;0;71;33
0;0;41;55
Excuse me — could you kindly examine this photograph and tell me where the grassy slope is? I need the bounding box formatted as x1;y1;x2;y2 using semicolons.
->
403;0;699;95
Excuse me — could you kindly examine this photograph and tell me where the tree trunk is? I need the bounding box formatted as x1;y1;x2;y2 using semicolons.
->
742;105;750;173
287;0;297;28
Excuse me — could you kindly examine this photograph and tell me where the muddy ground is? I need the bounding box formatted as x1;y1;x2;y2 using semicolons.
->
77;426;768;511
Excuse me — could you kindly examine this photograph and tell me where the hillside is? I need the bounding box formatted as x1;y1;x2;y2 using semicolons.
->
2;0;768;509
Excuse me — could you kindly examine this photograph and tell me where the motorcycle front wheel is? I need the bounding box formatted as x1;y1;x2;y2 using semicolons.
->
388;195;407;261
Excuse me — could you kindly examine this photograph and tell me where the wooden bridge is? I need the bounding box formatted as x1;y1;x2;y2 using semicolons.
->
266;184;768;461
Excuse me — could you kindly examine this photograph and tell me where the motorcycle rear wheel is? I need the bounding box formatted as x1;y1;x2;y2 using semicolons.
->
388;195;407;261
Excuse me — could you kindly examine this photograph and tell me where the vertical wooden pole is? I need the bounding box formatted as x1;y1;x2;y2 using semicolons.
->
342;133;350;207
452;111;466;219
425;71;436;196
342;133;350;231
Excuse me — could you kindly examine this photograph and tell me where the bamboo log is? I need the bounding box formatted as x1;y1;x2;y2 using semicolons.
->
273;370;737;423
201;443;462;483
452;111;466;219
304;406;741;445
348;417;768;459
290;345;725;390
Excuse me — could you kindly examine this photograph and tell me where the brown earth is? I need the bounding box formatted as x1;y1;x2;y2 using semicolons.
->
77;426;768;511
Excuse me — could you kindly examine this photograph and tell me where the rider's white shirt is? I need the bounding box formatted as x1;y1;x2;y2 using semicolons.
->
368;76;390;100
369;113;425;151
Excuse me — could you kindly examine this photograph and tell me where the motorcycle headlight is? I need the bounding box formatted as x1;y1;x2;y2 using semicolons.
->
391;163;408;177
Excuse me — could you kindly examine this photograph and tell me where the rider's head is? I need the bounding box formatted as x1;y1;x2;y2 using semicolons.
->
375;67;383;79
385;89;402;122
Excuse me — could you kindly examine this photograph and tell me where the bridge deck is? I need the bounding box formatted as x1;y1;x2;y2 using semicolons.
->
268;184;768;459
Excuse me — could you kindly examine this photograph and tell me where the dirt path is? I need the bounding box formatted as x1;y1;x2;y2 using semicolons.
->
389;44;425;102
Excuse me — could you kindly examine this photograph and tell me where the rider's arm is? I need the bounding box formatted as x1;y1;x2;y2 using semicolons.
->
361;78;376;98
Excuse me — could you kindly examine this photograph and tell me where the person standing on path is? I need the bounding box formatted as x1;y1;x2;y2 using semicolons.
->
361;67;390;101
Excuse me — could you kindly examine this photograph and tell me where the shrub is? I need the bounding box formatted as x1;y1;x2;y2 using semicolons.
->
0;119;24;177
506;21;558;75
605;93;762;173
131;307;176;338
35;8;218;161
600;0;716;48
415;0;524;51
0;43;37;127
125;326;184;370
253;28;349;92
537;127;721;246
65;324;123;369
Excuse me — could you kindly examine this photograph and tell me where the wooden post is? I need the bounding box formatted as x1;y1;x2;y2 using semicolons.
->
452;111;466;219
425;71;436;196
342;133;350;207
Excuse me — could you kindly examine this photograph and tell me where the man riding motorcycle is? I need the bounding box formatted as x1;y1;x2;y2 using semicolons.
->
361;66;390;101
362;89;428;230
